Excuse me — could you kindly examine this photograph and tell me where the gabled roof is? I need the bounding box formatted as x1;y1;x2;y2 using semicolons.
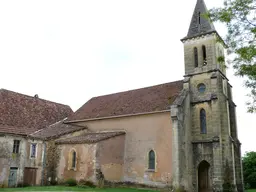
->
182;0;216;40
0;89;73;135
55;131;125;144
67;80;183;122
30;119;86;140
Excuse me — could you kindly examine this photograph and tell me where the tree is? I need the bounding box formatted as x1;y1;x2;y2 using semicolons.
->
242;151;256;189
208;0;256;113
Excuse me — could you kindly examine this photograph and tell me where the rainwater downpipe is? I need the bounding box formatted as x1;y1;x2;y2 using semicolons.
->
41;141;47;186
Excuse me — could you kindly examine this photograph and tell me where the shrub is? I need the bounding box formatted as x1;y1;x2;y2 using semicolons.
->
19;183;30;187
78;179;95;188
50;180;57;186
245;183;251;190
175;186;186;192
222;182;234;192
65;178;77;186
17;182;23;188
85;180;96;188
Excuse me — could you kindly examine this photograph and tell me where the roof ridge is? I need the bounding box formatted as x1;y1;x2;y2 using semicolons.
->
0;88;72;109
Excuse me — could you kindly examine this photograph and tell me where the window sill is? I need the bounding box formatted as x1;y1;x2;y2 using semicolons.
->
146;169;156;173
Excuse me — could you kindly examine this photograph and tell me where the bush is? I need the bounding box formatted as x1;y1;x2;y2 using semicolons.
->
50;180;57;186
245;183;251;190
18;182;30;187
222;182;234;192
78;179;95;188
65;178;77;186
85;181;96;188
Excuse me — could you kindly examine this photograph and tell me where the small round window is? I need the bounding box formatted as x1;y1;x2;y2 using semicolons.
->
198;83;206;93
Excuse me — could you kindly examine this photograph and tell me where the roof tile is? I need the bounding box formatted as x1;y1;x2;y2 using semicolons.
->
0;89;73;135
30;119;86;139
67;80;183;121
55;131;125;144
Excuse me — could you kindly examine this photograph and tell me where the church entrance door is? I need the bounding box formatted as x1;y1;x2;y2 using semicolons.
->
198;160;210;192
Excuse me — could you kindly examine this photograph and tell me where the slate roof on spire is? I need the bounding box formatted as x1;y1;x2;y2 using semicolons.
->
182;0;216;40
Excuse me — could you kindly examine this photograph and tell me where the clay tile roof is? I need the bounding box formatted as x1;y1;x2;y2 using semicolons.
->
0;89;73;135
55;131;126;144
67;80;183;121
30;119;86;140
0;125;36;136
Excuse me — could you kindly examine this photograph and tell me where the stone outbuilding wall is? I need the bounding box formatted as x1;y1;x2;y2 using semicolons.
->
0;134;44;187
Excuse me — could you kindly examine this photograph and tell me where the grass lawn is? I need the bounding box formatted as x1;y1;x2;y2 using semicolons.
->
1;186;255;192
0;186;159;191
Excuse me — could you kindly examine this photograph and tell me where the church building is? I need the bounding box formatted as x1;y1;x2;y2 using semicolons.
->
0;0;244;191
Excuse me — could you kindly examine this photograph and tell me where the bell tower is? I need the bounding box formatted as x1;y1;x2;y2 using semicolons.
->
171;0;244;191
182;0;226;76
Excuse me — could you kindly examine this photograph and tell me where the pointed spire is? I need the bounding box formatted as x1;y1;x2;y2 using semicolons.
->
184;0;216;39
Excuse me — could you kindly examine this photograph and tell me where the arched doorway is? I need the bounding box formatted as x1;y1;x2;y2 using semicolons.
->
198;160;210;192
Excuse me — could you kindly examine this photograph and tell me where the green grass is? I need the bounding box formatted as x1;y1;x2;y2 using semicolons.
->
1;186;256;192
0;186;158;191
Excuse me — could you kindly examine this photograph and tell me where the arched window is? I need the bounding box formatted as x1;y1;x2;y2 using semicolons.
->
148;150;156;170
200;109;207;134
194;47;199;67
68;149;77;170
202;45;207;65
72;151;76;169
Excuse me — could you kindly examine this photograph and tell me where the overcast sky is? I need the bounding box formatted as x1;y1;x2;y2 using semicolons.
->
0;0;255;155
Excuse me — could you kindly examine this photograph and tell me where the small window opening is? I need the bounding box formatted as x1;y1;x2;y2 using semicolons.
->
198;83;206;93
198;12;201;24
72;151;76;169
200;109;207;134
202;45;207;65
30;143;37;158
194;47;198;67
13;140;20;154
148;150;156;170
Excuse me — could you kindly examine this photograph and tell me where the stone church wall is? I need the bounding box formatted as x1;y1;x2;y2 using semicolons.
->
73;112;173;186
96;134;125;181
56;143;96;182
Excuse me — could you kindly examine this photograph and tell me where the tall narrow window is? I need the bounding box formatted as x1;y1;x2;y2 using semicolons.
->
72;151;76;169
194;47;198;67
200;109;207;134
148;150;156;170
13;140;20;154
202;45;207;65
198;12;201;24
